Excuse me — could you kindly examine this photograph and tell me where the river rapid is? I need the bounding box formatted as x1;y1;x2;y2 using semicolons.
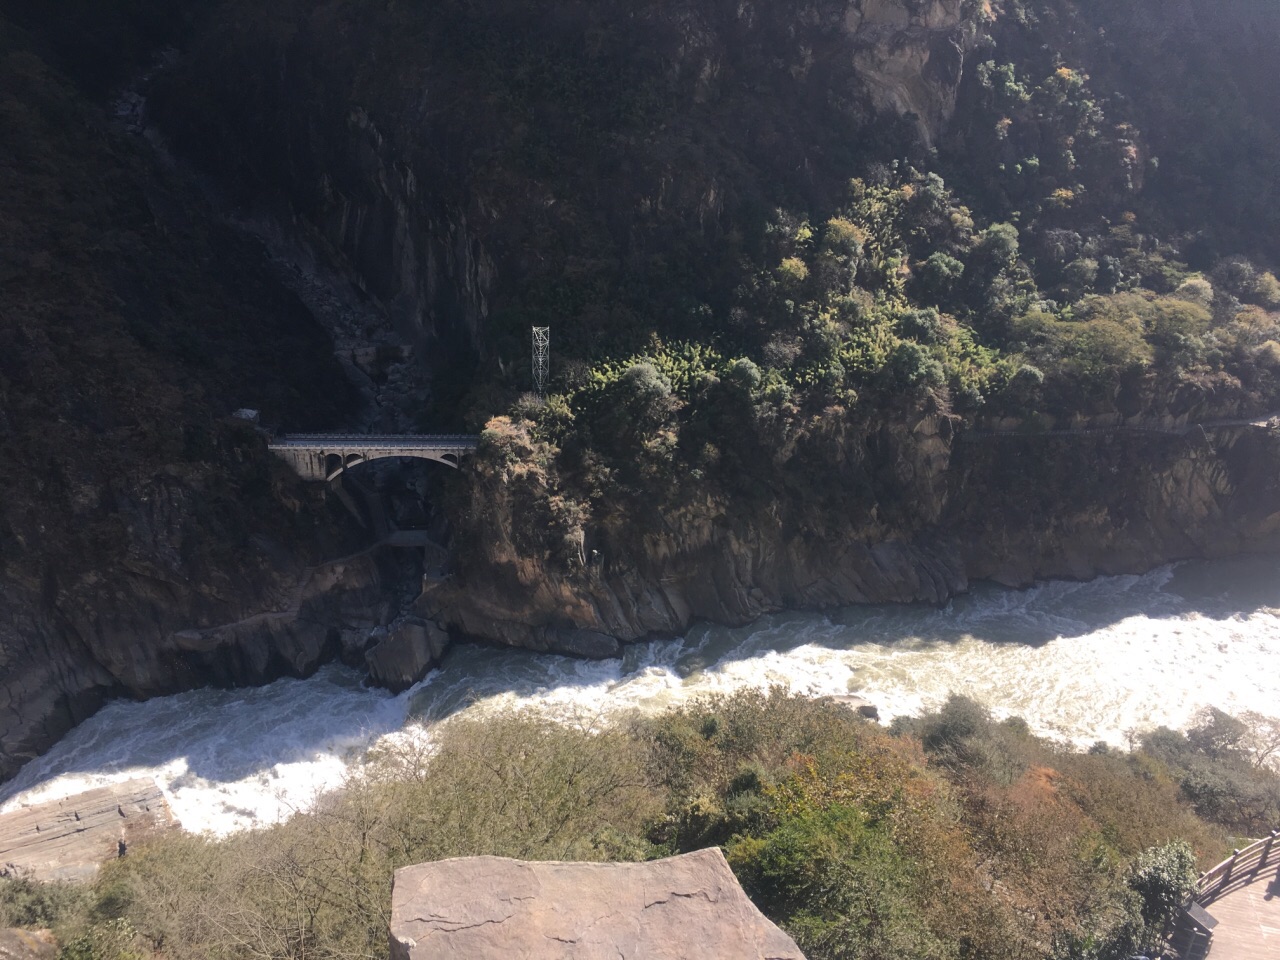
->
3;555;1279;835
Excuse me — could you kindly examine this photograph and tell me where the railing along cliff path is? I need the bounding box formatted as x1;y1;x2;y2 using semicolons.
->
1174;828;1280;960
1196;830;1279;905
959;410;1280;442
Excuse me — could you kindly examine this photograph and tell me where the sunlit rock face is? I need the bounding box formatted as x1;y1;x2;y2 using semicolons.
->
0;779;175;882
390;849;807;960
845;0;974;146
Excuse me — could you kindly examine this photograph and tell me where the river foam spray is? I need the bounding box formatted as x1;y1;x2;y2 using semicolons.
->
4;555;1278;835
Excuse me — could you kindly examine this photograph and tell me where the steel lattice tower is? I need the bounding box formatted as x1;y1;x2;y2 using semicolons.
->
532;326;550;396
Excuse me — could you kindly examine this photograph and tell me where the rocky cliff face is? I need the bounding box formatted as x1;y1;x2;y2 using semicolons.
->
0;23;420;781
303;104;496;370
4;0;1280;783
150;0;984;384
848;0;974;146
427;415;1280;653
0;778;175;882
0;468;417;779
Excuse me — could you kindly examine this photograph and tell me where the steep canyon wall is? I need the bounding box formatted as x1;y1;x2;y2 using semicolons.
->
4;0;1280;780
429;416;1280;653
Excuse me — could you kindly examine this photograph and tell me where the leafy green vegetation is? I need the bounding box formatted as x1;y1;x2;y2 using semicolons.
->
9;693;1276;960
425;0;1280;574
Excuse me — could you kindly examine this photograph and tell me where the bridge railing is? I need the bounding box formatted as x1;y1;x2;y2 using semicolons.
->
1195;829;1279;905
270;434;480;447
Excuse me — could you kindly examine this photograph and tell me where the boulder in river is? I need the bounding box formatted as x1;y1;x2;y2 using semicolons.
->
365;617;450;692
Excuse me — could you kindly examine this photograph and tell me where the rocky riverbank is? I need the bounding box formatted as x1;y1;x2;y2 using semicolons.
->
422;415;1280;656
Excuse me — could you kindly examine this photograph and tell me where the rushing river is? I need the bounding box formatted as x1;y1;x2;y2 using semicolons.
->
3;555;1279;835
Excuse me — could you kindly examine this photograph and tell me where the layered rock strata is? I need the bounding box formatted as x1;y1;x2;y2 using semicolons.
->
0;779;176;882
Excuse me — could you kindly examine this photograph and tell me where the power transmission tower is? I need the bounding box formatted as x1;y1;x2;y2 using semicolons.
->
532;326;550;397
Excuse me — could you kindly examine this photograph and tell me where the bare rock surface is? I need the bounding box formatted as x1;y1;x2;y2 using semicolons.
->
0;929;56;960
365;617;450;693
390;848;806;960
0;779;176;882
828;694;880;720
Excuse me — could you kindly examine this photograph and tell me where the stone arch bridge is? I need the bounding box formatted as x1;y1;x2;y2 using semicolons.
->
268;434;479;481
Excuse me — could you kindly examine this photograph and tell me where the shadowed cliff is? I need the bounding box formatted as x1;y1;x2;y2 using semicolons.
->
2;0;1280;776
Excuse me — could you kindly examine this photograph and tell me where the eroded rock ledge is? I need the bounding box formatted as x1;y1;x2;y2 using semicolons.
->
429;417;1280;655
389;849;806;960
0;779;177;883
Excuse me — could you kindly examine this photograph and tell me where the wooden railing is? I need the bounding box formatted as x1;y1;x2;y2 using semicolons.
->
1195;829;1280;905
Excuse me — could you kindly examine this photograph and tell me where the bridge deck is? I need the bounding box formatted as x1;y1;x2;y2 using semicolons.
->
270;434;479;449
1203;861;1280;960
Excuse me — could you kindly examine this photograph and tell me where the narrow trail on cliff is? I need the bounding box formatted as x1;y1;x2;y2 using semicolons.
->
960;410;1280;441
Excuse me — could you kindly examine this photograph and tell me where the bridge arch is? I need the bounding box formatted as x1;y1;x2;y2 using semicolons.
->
326;453;370;482
268;435;481;482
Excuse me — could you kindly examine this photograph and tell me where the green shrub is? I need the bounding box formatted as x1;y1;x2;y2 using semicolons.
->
28;696;1266;960
1127;841;1198;943
0;877;89;932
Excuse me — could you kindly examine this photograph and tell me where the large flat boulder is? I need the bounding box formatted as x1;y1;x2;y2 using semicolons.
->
0;779;177;882
389;848;806;960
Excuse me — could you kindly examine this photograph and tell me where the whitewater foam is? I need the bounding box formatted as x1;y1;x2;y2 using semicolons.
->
3;556;1278;835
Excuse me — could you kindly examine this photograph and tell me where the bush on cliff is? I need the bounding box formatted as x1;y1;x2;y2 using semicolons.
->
1138;707;1280;836
81;714;658;960
460;159;1280;578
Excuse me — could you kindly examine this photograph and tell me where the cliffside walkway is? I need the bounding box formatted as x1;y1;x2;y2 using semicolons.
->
959;411;1280;443
1176;831;1280;959
268;434;480;481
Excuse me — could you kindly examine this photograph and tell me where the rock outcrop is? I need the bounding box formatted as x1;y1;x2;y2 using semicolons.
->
847;0;975;146
389;849;806;960
0;535;417;781
0;779;176;882
0;929;57;960
364;616;450;693
429;416;1280;655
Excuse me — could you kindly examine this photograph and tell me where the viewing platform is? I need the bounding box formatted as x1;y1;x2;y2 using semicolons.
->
1176;830;1280;960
